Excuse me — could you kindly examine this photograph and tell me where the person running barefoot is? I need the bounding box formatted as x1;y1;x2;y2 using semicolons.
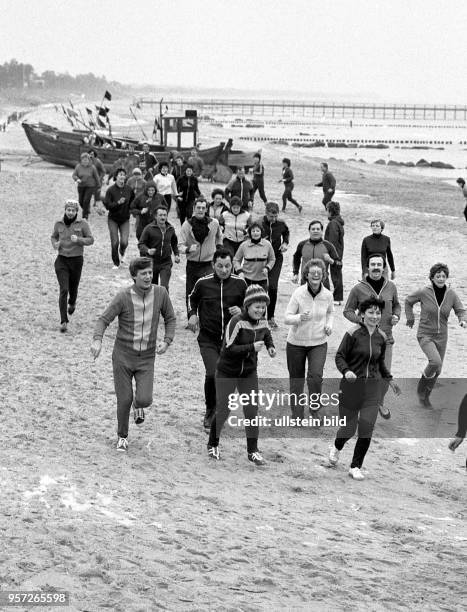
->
448;394;467;469
90;257;176;452
405;263;466;407
329;297;401;480
51;199;94;332
207;285;276;465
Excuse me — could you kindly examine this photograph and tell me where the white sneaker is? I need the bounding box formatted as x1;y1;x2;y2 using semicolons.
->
120;253;128;265
112;264;120;270
329;445;340;466
116;437;128;452
348;467;364;480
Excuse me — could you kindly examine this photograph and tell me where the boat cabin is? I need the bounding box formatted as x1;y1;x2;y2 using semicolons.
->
162;110;198;149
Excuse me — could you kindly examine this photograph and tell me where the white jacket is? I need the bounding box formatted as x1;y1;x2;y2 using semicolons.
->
284;284;334;346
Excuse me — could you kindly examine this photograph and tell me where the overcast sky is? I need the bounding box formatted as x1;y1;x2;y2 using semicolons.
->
1;0;466;103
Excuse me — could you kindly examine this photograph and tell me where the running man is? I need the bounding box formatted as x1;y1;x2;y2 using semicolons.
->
90;257;176;452
188;248;247;429
315;162;336;209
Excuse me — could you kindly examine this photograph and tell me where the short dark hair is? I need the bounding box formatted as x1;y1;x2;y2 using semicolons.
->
129;257;153;277
236;166;245;173
359;297;385;314
429;262;449;279
212;247;233;263
253;153;261;160
247;221;263;237
321;162;328;170
265;201;279;214
308;219;323;230
185;164;194;170
456;177;465;186
230;196;242;208
327;201;340;216
114;168;126;179
159;162;169;169
367;253;386;267
153;205;168;217
211;188;225;199
282;157;291;166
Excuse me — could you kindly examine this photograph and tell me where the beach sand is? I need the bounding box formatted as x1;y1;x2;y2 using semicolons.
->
0;116;466;611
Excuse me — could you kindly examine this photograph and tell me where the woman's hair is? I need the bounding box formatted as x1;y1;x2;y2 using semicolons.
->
211;188;225;199
113;167;126;180
302;258;326;277
359;297;385;314
230;196;242;209
159;162;169;170
265;201;280;214
370;218;385;230
429;263;449;279
129;257;153;277
247;221;263;237
282;157;291;166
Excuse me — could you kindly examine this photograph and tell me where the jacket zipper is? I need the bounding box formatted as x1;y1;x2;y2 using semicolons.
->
366;329;372;379
139;292;146;353
430;285;446;334
220;280;224;340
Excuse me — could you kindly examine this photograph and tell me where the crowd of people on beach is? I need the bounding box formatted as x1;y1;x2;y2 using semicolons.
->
50;147;467;477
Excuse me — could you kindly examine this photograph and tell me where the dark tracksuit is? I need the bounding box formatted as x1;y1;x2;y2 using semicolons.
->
130;184;165;240
324;214;345;301
252;161;267;204
334;324;392;469
176;174;201;224
189;273;247;420
104;183;135;266
138;221;179;290
316;171;336;208
225;176;254;210
361;233;395;278
282;167;300;210
51;217;94;323
208;312;274;453
293;237;341;290
261;215;290;318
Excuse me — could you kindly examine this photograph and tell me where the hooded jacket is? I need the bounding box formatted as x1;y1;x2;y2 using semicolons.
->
324;214;345;259
343;277;401;343
138;221;179;264
405;285;466;338
217;311;274;377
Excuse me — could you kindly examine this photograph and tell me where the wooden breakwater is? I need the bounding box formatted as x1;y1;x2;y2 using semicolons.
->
135;98;467;122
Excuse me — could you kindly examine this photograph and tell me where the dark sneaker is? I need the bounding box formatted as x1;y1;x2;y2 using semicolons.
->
203;410;215;430
207;445;220;460
248;451;265;466
60;322;67;333
68;303;76;315
116;437;128;452
134;407;145;425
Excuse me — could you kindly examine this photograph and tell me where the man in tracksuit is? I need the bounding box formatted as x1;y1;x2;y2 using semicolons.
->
91;257;176;452
292;220;341;289
225;166;254;210
188;248;247;429
315;162;336;209
260;201;289;328
138;206;180;291
343;253;401;418
179;197;223;319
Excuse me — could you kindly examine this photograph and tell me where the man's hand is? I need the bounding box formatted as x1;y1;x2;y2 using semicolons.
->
70;234;78;243
344;371;357;381
406;319;415;329
228;306;241;316
268;347;276;358
146;248;156;256
300;311;312;321
262;267;269;276
323;253;333;264
174;255;180;264
253;341;264;352
53;240;60;250
156;341;169;354
189;244;199;253
141;207;148;214
118;197;125;205
292;274;299;284
280;244;288;253
324;325;332;336
187;315;198;333
448;436;464;451
90;339;102;360
391;271;396;280
391;315;400;326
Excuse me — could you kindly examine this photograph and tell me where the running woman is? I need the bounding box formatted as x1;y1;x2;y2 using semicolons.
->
405;263;466;407
51;199;94;332
329;297;401;480
252;153;267;205
207;285;276;465
279;158;302;213
90;257;176;452
361;219;395;280
72;152;101;220
104;168;135;269
233;222;275;291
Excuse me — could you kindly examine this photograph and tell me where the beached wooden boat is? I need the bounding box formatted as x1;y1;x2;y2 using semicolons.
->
22;122;230;172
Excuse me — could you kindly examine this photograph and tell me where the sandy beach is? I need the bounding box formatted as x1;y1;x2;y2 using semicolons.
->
1;111;466;611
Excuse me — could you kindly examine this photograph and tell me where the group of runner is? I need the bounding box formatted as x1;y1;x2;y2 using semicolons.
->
52;150;467;476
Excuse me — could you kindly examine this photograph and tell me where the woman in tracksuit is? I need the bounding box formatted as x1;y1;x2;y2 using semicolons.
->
233;221;275;290
207;285;276;465
329;297;401;480
405;263;466;406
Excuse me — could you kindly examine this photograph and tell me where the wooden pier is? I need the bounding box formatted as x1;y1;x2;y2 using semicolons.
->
135;98;467;121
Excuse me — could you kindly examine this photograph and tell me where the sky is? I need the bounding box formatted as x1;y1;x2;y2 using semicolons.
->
1;0;466;103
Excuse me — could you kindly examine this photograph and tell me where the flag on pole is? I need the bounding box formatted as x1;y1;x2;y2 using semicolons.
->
96;116;106;129
104;90;112;101
67;108;78;119
69;99;75;109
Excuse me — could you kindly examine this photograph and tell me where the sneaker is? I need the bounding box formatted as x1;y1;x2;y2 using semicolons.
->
268;318;278;329
112;264;120;270
116;437;128;452
333;301;342;306
120;253;127;265
348;467;365;480
248;451;265;466
378;404;391;420
329;445;340;466
203;409;215;430
68;303;76;315
298;205;303;213
134;406;145;425
207;445;220;460
60;322;67;333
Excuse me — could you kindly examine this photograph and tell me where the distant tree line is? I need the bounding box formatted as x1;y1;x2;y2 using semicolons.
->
0;58;125;96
